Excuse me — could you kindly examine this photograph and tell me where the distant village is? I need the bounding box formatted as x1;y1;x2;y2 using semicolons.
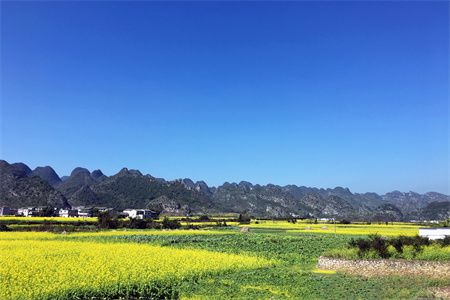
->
0;205;449;240
0;206;158;219
0;205;443;225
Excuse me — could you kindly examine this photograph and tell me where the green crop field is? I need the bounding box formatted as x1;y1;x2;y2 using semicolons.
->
1;222;448;299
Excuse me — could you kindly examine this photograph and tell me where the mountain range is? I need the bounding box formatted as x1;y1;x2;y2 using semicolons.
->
1;160;449;221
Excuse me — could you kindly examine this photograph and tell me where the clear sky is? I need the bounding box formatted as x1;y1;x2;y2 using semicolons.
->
1;1;448;194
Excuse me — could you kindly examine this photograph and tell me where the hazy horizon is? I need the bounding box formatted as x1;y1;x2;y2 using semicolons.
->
1;1;449;194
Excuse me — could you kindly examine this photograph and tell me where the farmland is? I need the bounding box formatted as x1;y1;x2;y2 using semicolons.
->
1;219;449;299
1;235;270;299
0;216;98;223
238;220;424;236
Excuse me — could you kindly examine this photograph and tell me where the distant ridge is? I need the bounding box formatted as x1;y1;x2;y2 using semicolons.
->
30;166;61;186
1;160;449;221
0;160;69;209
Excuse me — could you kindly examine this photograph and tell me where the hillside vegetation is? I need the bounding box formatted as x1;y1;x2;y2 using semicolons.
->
1;160;449;220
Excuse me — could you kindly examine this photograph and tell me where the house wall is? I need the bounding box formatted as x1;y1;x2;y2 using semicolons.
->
419;228;450;240
317;256;450;278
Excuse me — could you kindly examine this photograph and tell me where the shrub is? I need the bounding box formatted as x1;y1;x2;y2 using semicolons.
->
396;235;431;254
197;215;210;222
147;221;162;229
162;217;181;229
437;236;450;247
287;217;297;224
338;235;448;261
97;212;118;229
389;237;404;253
402;245;416;259
127;218;148;229
185;224;200;230
387;245;403;259
413;236;430;247
385;235;431;255
340;219;351;225
369;235;389;258
215;220;228;227
237;214;251;225
349;235;389;258
349;238;371;257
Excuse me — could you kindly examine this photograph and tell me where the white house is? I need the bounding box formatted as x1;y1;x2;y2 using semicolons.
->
17;207;39;217
73;206;94;218
319;218;332;222
0;207;17;216
419;228;450;240
58;209;78;218
97;207;114;213
123;209;157;219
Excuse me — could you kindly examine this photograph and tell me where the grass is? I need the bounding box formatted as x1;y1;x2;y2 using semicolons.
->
151;232;443;299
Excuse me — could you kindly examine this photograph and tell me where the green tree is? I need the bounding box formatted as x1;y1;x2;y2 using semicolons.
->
97;211;118;229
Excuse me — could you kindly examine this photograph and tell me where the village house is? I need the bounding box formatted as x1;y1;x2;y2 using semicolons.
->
319;218;332;222
123;209;157;219
97;207;114;213
17;207;40;217
0;207;17;216
58;209;79;218
73;206;94;218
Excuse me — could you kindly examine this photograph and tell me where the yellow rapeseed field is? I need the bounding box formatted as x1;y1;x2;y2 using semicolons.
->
241;220;424;236
179;221;240;226
71;229;238;238
0;216;97;222
0;229;236;241
0;233;272;299
287;225;420;236
0;231;57;240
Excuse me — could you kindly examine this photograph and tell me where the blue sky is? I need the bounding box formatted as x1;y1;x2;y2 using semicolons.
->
1;1;448;194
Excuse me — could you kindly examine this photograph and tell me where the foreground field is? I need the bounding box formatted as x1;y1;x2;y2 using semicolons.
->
1;226;448;299
0;230;270;299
